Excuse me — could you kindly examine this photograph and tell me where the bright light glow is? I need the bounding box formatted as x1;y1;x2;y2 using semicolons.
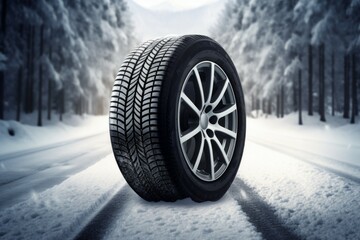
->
132;0;219;11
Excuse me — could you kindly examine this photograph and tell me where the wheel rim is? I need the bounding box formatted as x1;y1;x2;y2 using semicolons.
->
177;61;238;182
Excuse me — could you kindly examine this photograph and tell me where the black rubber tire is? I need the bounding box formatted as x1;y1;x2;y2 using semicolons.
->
109;35;246;202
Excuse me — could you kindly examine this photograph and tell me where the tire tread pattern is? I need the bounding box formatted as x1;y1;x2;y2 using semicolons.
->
110;35;214;201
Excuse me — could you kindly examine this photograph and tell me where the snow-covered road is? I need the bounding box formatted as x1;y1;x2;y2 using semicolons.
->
0;115;359;239
0;132;110;208
73;141;360;240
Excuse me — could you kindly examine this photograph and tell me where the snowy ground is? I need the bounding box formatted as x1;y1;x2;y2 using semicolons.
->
0;113;359;239
0;115;110;209
0;113;108;155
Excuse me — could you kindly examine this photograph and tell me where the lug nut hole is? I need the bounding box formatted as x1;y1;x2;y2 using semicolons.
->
206;129;214;138
209;116;217;124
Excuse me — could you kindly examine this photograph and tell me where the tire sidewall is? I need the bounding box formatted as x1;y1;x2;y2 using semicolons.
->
162;38;246;201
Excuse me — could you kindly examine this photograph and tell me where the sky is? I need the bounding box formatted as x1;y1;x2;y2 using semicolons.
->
132;0;220;11
128;0;225;40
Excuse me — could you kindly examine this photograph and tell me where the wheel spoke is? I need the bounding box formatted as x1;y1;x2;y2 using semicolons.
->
181;93;200;116
178;61;238;182
180;126;201;143
205;137;215;180
213;136;229;165
212;78;229;108
192;133;205;172
212;124;236;139
216;104;236;119
194;66;205;106
207;62;215;104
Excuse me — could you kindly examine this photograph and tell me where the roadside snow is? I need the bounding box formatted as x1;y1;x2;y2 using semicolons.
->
240;142;360;239
241;113;360;239
0;114;108;156
247;113;360;167
0;155;124;240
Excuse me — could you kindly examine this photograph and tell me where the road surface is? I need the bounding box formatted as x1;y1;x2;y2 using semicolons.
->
0;127;359;239
0;132;110;208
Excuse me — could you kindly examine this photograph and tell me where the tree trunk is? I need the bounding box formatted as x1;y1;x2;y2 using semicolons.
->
293;79;297;112
281;85;284;118
47;32;52;121
0;72;4;119
37;25;44;127
276;93;280;118
16;24;24;122
262;98;266;116
29;26;35;113
0;0;7;119
16;67;23;121
308;44;313;116
47;77;52;120
251;94;255;111
268;98;272;115
344;54;350;118
319;43;326;122
331;51;335;116
25;26;35;113
354;55;358;117
59;87;64;121
24;26;31;113
299;69;303;125
351;54;357;124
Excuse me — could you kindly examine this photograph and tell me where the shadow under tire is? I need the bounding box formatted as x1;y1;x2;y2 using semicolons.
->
109;35;246;202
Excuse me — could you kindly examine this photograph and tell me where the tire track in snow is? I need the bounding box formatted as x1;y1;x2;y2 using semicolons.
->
76;179;301;240
229;178;302;240
248;138;360;184
74;185;132;240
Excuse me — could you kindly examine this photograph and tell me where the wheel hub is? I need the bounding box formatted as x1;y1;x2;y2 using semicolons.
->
200;113;209;129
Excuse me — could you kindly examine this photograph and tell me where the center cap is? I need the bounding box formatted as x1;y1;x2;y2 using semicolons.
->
200;113;209;129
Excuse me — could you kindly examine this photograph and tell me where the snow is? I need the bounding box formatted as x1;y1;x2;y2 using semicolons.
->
241;114;360;239
0;113;359;239
0;155;124;240
0;114;108;156
284;57;302;77
247;113;360;165
104;191;262;240
240;143;360;239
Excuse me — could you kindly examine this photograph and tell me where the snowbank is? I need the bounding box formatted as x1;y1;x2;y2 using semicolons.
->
0;114;108;156
247;113;360;167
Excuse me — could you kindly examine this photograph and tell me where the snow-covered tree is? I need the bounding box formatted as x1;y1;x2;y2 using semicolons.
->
1;0;136;124
212;0;360;123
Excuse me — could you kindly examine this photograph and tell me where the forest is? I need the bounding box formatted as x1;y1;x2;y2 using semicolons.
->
0;0;359;126
212;0;360;124
0;0;135;126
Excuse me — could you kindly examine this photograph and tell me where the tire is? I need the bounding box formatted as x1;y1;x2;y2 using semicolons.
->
109;35;246;202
